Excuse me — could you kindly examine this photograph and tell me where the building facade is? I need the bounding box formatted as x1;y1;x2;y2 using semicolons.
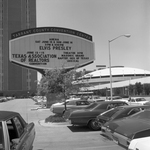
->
77;66;150;95
0;0;37;97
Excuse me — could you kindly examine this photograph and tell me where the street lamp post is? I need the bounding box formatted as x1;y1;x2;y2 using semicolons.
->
108;34;131;100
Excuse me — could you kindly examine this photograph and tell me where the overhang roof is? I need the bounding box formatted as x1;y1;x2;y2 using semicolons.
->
83;67;150;78
87;76;150;90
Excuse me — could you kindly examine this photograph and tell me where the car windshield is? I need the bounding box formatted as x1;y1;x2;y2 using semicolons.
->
136;98;146;102
102;107;123;118
130;110;150;119
84;103;98;109
0;122;4;148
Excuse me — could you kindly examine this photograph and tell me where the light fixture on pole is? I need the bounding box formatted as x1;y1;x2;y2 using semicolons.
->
108;34;131;100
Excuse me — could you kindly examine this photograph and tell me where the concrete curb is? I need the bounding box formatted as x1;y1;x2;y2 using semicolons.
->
38;120;70;127
31;107;50;111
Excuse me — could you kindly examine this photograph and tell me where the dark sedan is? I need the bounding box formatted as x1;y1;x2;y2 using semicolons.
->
93;105;150;131
68;101;128;130
101;109;150;148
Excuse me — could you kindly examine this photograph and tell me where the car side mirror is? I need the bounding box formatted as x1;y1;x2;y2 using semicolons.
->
11;138;19;149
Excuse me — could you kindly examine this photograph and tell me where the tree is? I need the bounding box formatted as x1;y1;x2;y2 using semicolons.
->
135;82;143;95
143;84;150;95
129;84;135;96
37;68;86;108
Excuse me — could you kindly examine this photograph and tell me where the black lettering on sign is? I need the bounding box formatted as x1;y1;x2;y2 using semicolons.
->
28;54;57;59
52;46;71;50
35;41;40;43
39;46;51;50
28;58;49;62
42;41;49;43
67;60;79;62
12;54;27;58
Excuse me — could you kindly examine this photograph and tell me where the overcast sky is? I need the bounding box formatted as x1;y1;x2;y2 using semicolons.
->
36;0;150;78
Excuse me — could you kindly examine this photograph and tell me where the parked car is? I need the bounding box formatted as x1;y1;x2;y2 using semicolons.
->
87;96;105;103
50;99;91;115
105;96;129;103
101;109;150;148
128;97;149;105
0;96;7;102
68;101;128;130
144;101;150;105
94;105;150;131
6;96;15;101
34;96;47;107
63;102;101;120
128;137;150;150
0;111;35;150
50;98;79;113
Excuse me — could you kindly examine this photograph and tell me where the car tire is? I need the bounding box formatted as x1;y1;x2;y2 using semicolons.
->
88;119;101;131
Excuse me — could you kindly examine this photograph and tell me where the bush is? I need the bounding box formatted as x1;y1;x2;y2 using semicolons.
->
45;114;66;123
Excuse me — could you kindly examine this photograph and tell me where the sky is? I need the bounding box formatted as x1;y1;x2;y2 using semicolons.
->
36;0;150;80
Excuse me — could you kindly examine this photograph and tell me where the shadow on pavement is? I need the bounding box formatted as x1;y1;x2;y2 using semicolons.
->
100;133;112;141
67;125;98;132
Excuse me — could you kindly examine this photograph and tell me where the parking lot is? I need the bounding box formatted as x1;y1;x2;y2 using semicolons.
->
0;98;126;150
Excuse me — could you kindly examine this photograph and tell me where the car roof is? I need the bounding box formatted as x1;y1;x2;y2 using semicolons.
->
131;97;146;99
99;101;127;104
0;111;19;121
119;105;150;109
66;99;87;102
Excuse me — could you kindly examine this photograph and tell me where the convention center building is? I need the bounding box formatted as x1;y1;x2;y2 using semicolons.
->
76;66;150;95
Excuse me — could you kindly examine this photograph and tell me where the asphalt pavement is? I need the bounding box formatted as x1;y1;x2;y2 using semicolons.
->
0;98;126;150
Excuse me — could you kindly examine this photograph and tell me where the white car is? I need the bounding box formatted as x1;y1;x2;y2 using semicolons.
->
128;97;149;105
50;98;80;112
128;137;150;150
105;96;129;103
87;96;105;103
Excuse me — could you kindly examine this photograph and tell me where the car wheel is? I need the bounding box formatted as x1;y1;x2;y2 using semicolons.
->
88;119;101;131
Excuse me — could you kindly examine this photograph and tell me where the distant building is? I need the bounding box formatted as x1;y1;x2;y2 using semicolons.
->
76;66;150;94
0;0;37;96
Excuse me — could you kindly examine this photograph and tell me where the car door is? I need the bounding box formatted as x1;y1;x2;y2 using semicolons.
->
7;116;33;150
15;116;35;150
129;99;136;105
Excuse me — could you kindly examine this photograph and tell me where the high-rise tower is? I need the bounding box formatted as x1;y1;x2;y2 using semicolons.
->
1;0;37;97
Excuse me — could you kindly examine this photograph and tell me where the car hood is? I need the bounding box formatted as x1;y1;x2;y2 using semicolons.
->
108;118;150;138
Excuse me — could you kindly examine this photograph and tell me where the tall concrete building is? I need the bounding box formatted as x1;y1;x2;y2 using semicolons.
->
1;0;37;97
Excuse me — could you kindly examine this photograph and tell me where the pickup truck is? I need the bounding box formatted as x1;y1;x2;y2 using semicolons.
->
0;111;35;150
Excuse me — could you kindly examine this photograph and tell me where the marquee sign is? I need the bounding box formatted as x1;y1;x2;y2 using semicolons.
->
9;27;95;70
